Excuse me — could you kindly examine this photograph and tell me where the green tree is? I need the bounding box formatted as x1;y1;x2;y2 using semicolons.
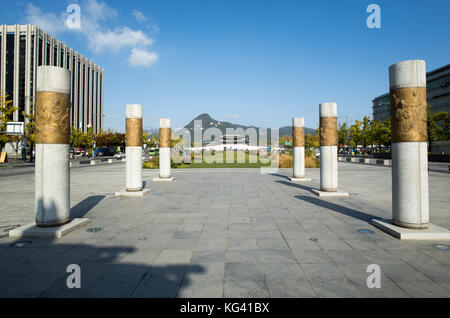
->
22;104;36;162
427;106;449;152
337;122;349;151
371;119;390;153
71;128;94;151
349;120;362;149
0;91;19;153
280;134;293;150
360;116;373;154
304;133;319;156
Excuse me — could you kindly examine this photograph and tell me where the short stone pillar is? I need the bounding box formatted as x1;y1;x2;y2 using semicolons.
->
289;117;311;182
154;118;175;181
35;66;71;226
115;104;149;196
311;103;348;197
389;60;429;229
125;104;143;191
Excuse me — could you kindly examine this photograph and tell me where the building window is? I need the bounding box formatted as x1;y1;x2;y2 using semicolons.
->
53;46;57;66
5;34;15;119
38;36;42;66
46;41;50;65
18;34;26;121
30;34;34;110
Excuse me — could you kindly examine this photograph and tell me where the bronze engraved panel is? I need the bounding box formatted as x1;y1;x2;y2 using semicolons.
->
293;127;304;147
390;87;427;142
125;118;142;147
159;128;171;148
319;117;337;146
35;91;70;144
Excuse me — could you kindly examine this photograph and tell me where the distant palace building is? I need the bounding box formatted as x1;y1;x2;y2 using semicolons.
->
0;24;104;134
372;64;450;122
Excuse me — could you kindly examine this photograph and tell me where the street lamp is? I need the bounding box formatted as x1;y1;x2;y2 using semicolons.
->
87;123;95;157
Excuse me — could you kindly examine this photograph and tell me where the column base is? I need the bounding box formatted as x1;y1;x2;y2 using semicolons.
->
153;177;175;182
9;218;91;239
289;177;312;182
311;189;349;197
115;189;151;197
371;219;450;240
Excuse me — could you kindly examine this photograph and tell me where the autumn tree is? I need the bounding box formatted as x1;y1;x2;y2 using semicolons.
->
0;91;19;153
70;127;94;150
349;120;362;149
304;133;319;156
337;122;349;151
280;134;293;149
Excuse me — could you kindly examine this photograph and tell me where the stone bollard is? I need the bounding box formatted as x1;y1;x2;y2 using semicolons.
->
115;104;150;196
311;103;348;197
35;66;71;227
126;104;143;191
289;117;311;182
153;118;175;181
8;66;91;238
389;60;429;229
371;60;450;240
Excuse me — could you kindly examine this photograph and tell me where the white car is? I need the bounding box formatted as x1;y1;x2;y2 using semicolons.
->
114;152;125;159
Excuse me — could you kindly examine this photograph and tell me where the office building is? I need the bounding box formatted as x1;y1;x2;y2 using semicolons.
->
0;24;104;134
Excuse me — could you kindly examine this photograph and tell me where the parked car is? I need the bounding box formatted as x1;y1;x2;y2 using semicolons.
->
114;152;125;159
148;148;159;156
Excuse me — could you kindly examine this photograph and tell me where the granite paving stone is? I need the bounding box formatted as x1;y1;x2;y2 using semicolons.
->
0;164;448;297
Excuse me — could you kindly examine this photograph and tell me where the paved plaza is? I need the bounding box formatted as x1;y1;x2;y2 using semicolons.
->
0;163;449;298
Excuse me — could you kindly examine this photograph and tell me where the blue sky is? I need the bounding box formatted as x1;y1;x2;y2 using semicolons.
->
3;0;450;131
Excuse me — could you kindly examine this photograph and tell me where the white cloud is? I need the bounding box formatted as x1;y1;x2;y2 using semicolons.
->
24;0;158;67
132;10;147;23
89;27;153;52
128;47;158;67
25;3;66;34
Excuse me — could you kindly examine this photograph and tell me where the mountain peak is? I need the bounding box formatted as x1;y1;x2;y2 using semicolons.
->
194;113;213;120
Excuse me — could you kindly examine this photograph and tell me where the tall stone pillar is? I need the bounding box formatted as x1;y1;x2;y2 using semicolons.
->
125;104;143;192
389;60;429;229
154;118;175;181
371;61;450;239
312;103;348;197
35;66;71;227
289;117;311;182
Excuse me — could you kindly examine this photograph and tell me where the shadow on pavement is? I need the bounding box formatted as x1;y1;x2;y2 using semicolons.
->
269;173;291;180
70;196;105;218
0;238;204;297
275;179;315;192
295;195;380;222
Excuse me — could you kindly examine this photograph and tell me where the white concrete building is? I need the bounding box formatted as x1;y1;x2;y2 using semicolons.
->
0;24;104;134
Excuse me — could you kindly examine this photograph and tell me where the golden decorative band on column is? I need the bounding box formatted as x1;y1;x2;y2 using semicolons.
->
293;127;304;147
159;128;171;148
35;91;70;144
390;87;427;142
319;117;337;146
125;118;142;147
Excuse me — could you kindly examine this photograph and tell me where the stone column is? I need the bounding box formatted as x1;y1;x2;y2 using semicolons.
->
389;60;429;229
35;66;71;227
312;103;348;197
319;103;338;192
290;117;311;182
154;118;175;181
125;104;143;191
